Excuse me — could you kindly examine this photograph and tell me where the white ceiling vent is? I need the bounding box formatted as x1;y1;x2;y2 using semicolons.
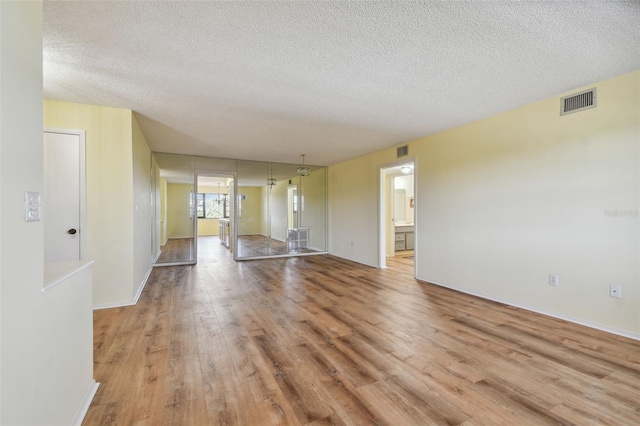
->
397;145;409;158
560;88;597;116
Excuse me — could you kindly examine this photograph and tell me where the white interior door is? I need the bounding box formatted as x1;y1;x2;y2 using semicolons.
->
44;131;84;262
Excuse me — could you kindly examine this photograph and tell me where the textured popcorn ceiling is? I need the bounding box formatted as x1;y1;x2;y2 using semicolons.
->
43;1;640;166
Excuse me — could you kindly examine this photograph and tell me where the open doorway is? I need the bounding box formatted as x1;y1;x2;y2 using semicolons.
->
379;160;416;271
196;173;234;261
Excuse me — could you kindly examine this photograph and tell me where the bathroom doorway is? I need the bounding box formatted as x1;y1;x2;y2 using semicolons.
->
379;160;416;271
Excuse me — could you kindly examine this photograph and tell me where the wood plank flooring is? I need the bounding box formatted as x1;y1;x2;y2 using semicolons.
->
157;238;194;263
85;236;640;425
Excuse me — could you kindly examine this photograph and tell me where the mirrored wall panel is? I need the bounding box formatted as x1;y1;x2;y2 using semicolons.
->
151;152;327;262
152;153;196;264
236;159;327;259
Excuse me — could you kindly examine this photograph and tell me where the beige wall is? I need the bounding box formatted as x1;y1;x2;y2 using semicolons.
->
132;115;153;296
44;100;137;306
301;168;327;250
196;185;228;236
1;2;95;424
166;183;194;238
270;181;288;242
43;101;154;307
237;186;263;235
329;71;640;338
159;176;167;245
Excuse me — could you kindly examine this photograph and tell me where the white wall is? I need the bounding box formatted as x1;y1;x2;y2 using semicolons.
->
1;2;95;424
329;71;640;338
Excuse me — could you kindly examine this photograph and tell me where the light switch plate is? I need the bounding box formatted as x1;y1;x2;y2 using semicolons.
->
24;191;41;222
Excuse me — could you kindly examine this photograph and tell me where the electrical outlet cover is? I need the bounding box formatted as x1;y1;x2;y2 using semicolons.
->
24;191;41;222
609;285;622;298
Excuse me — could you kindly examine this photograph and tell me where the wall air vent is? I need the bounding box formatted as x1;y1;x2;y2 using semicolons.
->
397;145;409;158
560;88;597;116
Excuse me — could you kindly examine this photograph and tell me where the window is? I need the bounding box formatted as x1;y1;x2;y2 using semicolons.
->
196;193;228;219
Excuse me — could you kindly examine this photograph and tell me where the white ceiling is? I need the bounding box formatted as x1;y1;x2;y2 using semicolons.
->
43;1;640;166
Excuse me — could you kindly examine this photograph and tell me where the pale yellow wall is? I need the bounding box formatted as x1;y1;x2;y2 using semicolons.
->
166;183;194;238
196;185;228;236
329;70;640;337
131;114;153;296
198;218;219;236
44;99;136;306
159;176;167;245
300;168;327;250
261;185;270;236
237;186;262;235
271;181;288;241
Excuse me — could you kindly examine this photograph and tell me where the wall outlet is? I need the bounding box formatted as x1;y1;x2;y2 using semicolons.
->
609;285;622;298
549;274;559;286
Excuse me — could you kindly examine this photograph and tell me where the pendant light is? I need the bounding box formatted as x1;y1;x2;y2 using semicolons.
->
268;169;276;187
297;154;310;176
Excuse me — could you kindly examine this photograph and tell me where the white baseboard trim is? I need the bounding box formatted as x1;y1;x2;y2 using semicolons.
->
94;266;153;310
168;236;193;240
72;380;100;426
422;278;640;342
133;265;153;304
93;299;137;310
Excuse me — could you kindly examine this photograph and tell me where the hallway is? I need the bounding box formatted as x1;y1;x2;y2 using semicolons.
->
85;237;640;425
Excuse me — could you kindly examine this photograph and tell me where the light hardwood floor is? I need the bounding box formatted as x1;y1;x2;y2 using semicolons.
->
156;238;194;263
85;236;640;425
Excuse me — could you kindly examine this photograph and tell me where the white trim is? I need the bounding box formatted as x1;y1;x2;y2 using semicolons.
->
93;299;137;310
133;265;153;304
378;157;417;274
168;235;194;240
42;260;94;292
423;278;640;342
237;251;327;261
94;265;153;310
72;380;100;426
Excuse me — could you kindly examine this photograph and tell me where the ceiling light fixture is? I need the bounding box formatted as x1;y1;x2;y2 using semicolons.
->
400;165;412;174
268;169;276;187
215;183;222;204
297;154;310;177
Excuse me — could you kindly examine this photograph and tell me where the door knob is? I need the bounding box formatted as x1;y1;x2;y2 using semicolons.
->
67;228;77;235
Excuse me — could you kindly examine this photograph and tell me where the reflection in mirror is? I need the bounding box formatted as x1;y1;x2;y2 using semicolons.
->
152;153;196;264
197;173;234;253
236;159;327;259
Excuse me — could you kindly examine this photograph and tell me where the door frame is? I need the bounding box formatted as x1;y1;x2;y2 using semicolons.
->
378;158;416;273
44;127;87;260
195;170;237;260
